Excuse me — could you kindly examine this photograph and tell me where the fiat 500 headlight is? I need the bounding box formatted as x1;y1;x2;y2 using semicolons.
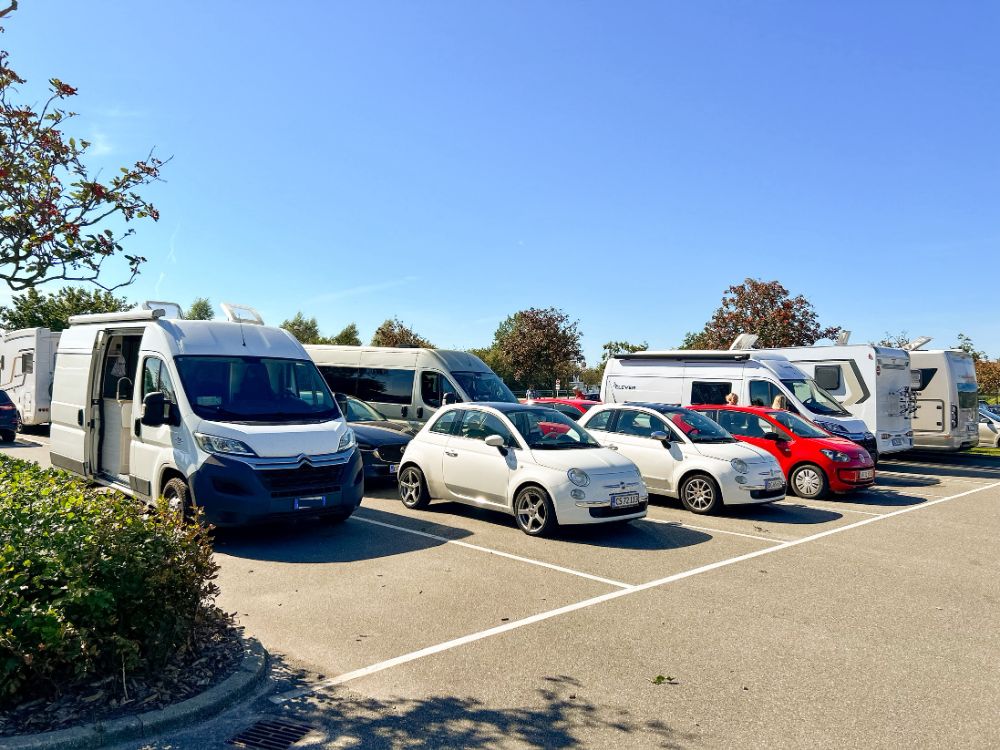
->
567;468;590;487
730;458;749;474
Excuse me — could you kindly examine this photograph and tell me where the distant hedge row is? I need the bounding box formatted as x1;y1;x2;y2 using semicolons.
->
0;457;219;704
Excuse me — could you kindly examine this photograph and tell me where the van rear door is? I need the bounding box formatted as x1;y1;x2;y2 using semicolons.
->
49;328;102;477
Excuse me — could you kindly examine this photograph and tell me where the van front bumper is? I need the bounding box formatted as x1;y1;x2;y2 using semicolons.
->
190;448;365;527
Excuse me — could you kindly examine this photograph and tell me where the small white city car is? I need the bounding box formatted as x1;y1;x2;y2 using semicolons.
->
397;403;648;536
578;402;786;514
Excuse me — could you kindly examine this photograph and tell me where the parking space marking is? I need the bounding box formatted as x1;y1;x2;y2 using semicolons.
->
270;480;1000;704
876;469;988;484
642;516;782;543
353;515;633;590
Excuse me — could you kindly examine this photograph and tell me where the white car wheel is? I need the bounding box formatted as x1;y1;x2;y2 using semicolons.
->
513;486;557;537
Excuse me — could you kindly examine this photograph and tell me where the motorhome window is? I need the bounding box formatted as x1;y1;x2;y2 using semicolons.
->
770;410;829;438
690;381;732;405
319;365;359;396
958;383;978;410
585;409;613;431
451;371;517;403
101;338;141;400
914;368;937;391
175;356;340;423
456;410;516;447
21;353;33;375
429;409;460;435
814;365;841;391
420;371;458;408
780;378;850;416
357;368;414;405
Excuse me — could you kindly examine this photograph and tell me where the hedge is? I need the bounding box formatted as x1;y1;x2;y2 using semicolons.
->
0;456;220;705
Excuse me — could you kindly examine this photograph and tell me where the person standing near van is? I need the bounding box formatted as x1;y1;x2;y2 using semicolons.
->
725;392;739;405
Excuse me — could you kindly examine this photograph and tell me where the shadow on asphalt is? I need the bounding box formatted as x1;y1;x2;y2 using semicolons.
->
2;437;47;449
724;502;841;525
561;518;711;550
847;491;927;508
881;457;1000;482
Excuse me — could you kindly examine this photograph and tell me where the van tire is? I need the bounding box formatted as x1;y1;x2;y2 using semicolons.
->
14;412;22;433
162;477;192;519
398;465;430;509
0;430;14;443
791;463;829;500
679;473;721;514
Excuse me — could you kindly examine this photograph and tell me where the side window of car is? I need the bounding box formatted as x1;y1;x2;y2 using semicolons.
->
429;410;460;435
716;409;750;436
749;380;777;408
585;410;613;431
456;410;515;446
421;371;458;408
616;410;660;438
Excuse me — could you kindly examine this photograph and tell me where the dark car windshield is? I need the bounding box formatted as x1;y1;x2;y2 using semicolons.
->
770;410;831;439
780;378;850;416
661;408;737;444
507;408;601;449
452;371;517;403
175;356;341;423
335;393;388;422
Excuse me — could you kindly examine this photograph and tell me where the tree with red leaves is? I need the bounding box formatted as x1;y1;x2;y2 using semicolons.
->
0;44;164;291
488;307;584;390
681;278;841;349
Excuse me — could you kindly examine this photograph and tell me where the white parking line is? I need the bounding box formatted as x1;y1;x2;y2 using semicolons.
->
642;516;781;543
269;479;1000;704
352;515;633;590
876;469;986;484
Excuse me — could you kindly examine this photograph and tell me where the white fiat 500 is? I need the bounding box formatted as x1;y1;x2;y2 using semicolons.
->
397;403;648;536
578;402;785;515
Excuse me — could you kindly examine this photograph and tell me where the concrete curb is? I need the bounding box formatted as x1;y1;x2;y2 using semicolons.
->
2;638;268;750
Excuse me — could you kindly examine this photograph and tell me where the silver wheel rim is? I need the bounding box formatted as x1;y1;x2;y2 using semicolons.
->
399;469;422;506
794;468;823;497
516;490;547;533
683;478;714;511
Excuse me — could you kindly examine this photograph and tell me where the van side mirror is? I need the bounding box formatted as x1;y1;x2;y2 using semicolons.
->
443;392;462;405
141;392;166;427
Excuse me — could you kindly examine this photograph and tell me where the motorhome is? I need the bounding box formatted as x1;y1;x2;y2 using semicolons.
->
0;327;61;428
49;303;363;526
305;346;517;421
766;342;914;457
906;342;979;452
600;349;878;458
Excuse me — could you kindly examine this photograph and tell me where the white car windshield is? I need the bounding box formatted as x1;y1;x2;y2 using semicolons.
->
507;408;601;449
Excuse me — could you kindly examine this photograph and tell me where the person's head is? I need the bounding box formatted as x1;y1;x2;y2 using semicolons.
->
725;392;738;405
772;394;788;410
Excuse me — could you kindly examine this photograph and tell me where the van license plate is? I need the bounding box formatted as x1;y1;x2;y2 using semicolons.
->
295;496;326;510
891;438;903;446
859;469;874;480
610;492;640;508
389;464;398;474
765;478;785;491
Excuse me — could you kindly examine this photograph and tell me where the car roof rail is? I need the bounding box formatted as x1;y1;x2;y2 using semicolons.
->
220;303;264;325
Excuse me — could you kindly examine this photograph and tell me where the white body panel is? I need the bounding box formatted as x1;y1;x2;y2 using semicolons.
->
0;328;61;426
979;407;1000;448
767;345;913;455
909;350;979;451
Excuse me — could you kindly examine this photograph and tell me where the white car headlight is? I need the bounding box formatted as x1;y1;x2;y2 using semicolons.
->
820;449;852;463
339;428;357;452
730;458;749;474
567;468;590;487
194;433;256;456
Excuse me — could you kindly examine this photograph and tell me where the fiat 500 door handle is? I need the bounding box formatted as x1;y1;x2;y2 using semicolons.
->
444;450;458;457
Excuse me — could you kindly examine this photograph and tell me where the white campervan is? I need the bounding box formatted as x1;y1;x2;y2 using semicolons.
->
0;327;61;428
907;343;979;452
49;303;363;526
767;343;914;457
305;346;518;422
600;350;877;458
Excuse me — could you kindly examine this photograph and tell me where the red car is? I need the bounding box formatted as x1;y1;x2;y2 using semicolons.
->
690;405;875;499
519;397;601;421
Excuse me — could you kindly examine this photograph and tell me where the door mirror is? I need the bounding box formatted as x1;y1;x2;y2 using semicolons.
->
650;430;672;447
443;392;463;405
141;392;165;427
484;434;505;448
763;432;787;442
980;417;989;424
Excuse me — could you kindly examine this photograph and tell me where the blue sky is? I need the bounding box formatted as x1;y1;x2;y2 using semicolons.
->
6;2;999;362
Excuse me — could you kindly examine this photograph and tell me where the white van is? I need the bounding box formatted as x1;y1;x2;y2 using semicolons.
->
600;350;877;458
49;303;363;526
0;327;61;428
305;346;517;421
767;343;914;456
907;345;979;452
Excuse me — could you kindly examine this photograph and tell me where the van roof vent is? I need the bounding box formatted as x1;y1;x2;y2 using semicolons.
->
140;301;184;319
835;330;851;345
729;334;759;350
903;336;932;351
221;303;264;326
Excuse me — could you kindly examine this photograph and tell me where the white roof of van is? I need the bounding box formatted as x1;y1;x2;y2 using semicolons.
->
305;345;492;372
613;349;790;362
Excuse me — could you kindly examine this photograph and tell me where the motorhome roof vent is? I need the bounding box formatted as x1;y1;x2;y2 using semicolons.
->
836;330;851;345
729;334;759;350
140;301;184;319
903;336;932;351
220;303;264;326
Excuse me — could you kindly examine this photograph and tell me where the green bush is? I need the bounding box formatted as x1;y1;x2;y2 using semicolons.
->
0;456;220;705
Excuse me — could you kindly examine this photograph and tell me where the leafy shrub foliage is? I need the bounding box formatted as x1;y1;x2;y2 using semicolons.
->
0;457;219;705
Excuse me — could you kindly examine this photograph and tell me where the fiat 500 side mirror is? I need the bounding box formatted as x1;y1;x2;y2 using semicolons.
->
650;430;672;447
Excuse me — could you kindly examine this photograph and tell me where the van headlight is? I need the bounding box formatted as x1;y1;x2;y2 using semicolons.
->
567;468;590;487
194;433;256;456
339;428;356;452
730;458;749;474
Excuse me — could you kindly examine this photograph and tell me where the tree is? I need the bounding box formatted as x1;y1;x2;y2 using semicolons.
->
0;286;130;330
184;297;213;320
875;331;911;348
954;333;985;362
328;322;361;346
281;312;324;344
0;47;164;291
488;307;583;390
579;340;648;387
682;278;841;349
976;359;1000;401
371;318;433;348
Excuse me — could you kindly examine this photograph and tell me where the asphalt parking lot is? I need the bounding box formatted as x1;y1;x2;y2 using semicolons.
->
6;433;1000;749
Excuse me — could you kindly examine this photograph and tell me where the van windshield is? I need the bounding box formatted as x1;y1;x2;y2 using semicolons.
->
451;371;517;403
780;378;850;416
175;356;341;423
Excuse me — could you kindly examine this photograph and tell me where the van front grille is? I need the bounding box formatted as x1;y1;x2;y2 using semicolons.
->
256;464;344;498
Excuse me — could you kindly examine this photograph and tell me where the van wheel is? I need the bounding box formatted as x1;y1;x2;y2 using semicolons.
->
14;412;22;433
680;474;721;514
162;478;192;519
791;464;829;500
398;466;430;509
514;485;558;537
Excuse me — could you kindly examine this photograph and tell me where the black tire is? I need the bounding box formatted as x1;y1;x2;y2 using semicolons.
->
513;485;558;537
679;473;722;515
0;430;14;443
162;477;192;519
14;412;22;434
790;463;830;500
398;465;430;509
